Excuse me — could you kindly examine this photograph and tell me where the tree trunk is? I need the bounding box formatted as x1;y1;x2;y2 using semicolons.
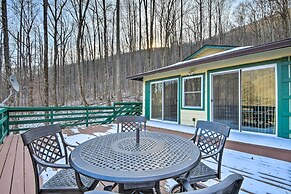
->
1;0;11;99
103;0;110;105
43;0;49;106
116;0;122;102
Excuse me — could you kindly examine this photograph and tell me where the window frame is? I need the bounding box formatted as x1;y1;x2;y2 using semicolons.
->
182;74;204;110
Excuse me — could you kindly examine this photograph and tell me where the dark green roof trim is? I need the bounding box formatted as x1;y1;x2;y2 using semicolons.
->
183;45;237;61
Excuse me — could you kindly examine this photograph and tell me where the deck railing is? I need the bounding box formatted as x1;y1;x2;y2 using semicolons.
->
0;108;9;144
0;102;142;143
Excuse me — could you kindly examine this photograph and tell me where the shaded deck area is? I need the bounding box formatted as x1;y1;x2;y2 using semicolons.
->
0;125;291;194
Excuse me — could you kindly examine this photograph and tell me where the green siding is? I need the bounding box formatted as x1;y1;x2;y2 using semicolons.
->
145;81;151;120
277;58;291;138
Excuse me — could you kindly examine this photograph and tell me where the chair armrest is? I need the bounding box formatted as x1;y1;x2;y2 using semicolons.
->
63;139;78;148
201;143;224;159
32;155;71;169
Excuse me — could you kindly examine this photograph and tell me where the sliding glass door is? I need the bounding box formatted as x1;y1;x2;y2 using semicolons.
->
151;79;178;122
212;71;239;130
211;65;276;135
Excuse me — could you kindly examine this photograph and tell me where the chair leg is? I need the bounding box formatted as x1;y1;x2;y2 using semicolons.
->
75;171;98;192
75;172;88;192
155;181;161;194
89;180;99;190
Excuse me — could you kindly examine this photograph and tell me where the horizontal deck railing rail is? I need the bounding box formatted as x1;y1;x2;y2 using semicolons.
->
0;102;142;143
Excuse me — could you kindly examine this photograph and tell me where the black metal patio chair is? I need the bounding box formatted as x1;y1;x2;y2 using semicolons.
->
116;115;146;133
85;174;244;194
21;124;99;194
171;120;231;192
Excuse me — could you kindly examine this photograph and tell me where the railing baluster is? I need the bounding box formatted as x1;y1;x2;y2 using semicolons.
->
50;109;54;125
86;108;89;127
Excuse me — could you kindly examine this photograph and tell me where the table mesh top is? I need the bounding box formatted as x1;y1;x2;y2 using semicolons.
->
79;132;194;172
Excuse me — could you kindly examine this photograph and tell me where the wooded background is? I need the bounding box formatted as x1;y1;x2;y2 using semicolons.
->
0;0;290;107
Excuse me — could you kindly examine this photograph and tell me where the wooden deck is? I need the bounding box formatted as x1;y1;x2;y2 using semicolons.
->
0;126;290;194
0;134;34;194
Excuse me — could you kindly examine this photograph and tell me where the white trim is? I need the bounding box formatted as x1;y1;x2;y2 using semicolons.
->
238;70;242;132
182;75;203;109
149;78;179;123
241;64;275;72
275;64;278;136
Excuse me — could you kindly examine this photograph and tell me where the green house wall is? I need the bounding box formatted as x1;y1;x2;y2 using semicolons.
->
144;57;291;139
277;58;291;138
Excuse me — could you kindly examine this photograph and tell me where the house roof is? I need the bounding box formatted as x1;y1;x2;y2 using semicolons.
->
127;38;291;81
183;45;237;61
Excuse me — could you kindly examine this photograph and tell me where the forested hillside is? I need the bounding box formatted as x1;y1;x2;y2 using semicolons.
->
0;0;290;107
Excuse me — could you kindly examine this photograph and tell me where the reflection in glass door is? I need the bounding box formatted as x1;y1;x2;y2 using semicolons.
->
241;67;276;134
150;79;178;122
151;82;163;120
211;65;276;135
212;72;239;130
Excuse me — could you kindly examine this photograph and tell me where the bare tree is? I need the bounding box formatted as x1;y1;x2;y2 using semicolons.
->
116;0;122;101
274;0;290;37
102;0;111;105
1;0;11;99
48;0;68;106
43;0;49;106
70;0;90;105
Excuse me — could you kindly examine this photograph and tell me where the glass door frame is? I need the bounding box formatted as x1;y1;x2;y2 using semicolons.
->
150;78;179;124
209;64;277;135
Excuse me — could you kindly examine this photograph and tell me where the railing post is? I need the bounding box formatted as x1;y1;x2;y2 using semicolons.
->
50;109;54;124
5;110;9;135
86;108;89;127
113;103;116;120
0;108;9;144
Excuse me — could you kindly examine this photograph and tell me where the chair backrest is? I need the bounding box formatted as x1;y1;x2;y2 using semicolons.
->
84;174;243;194
116;115;146;133
21;124;67;169
184;174;244;194
193;120;230;161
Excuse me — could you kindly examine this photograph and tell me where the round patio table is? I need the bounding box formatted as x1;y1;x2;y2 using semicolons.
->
69;131;201;188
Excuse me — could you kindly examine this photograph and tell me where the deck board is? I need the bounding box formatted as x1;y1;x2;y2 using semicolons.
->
0;135;13;175
11;135;25;194
0;135;18;194
24;146;35;194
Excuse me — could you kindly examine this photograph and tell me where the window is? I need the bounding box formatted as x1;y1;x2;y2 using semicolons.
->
182;75;203;109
